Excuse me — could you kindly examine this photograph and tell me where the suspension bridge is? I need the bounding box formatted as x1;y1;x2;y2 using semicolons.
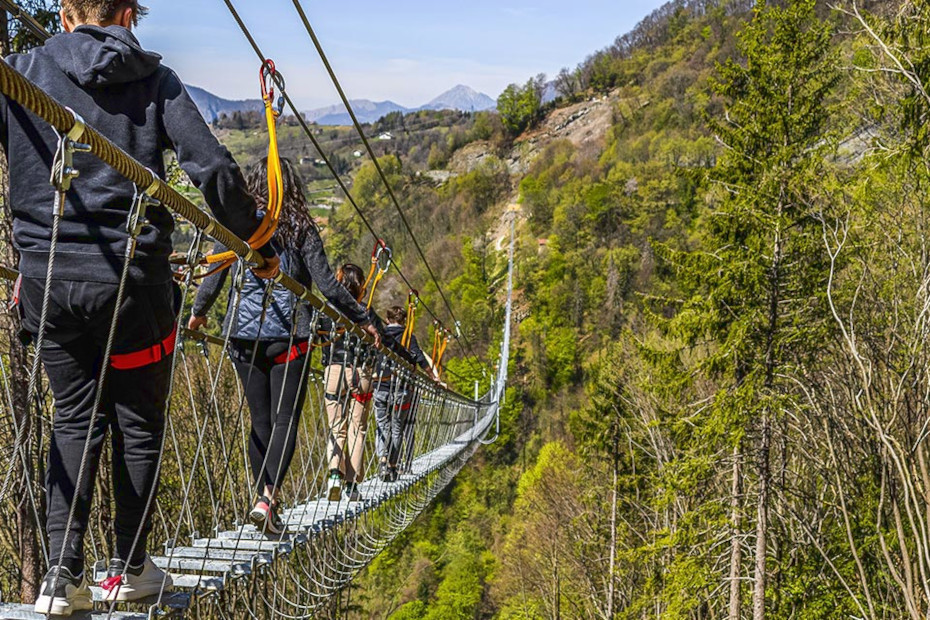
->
0;2;516;617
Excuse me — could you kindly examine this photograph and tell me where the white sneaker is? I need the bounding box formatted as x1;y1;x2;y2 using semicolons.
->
34;566;93;616
345;482;361;502
327;473;342;502
100;555;172;602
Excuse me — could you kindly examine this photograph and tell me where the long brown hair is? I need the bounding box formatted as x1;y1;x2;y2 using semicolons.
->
245;157;315;249
336;263;366;303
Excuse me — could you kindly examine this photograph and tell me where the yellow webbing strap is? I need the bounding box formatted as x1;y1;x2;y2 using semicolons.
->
401;290;418;348
363;240;392;310
436;330;451;378
202;60;284;274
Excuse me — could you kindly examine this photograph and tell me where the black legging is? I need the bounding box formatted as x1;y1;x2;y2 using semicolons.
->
230;338;310;492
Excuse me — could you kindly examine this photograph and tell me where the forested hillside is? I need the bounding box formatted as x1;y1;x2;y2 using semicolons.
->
297;0;930;617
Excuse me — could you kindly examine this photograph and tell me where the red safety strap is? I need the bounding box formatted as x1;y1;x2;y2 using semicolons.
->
396;402;412;411
110;325;178;370
273;341;310;365
352;392;374;404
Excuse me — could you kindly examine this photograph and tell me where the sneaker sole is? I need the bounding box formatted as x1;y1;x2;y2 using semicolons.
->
249;509;284;535
103;578;173;602
327;486;342;502
34;592;92;616
249;507;268;524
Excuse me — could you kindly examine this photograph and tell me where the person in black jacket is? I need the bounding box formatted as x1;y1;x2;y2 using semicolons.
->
373;305;435;482
190;158;379;533
3;1;278;614
316;264;383;502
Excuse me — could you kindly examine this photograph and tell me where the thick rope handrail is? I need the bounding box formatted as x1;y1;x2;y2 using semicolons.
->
0;59;460;397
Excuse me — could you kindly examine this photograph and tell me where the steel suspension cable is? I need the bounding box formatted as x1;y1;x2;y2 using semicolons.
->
287;0;489;371
217;0;488;378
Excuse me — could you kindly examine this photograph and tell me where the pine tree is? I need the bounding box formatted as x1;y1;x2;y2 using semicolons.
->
669;0;838;616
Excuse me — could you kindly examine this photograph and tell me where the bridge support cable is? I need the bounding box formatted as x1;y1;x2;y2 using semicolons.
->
286;0;487;369
218;0;489;378
0;38;513;620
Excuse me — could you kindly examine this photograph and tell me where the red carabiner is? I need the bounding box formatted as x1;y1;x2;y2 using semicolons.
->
260;59;277;102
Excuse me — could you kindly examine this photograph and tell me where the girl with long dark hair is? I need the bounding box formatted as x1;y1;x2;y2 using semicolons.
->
189;158;379;533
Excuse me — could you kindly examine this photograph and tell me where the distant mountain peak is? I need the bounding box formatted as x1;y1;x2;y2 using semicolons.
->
187;83;496;126
423;85;496;112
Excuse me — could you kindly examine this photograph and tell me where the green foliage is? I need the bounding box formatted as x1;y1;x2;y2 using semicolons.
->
350;1;930;618
497;77;544;137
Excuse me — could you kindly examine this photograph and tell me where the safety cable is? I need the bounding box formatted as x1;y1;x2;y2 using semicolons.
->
286;0;489;370
218;0;488;379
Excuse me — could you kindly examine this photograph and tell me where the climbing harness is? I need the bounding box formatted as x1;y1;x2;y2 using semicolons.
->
274;340;311;365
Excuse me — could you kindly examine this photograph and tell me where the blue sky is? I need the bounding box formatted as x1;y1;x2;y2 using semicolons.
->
135;1;668;109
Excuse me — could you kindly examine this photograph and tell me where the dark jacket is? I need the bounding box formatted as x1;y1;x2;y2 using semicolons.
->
373;324;431;389
1;25;271;285
318;308;383;368
193;230;370;341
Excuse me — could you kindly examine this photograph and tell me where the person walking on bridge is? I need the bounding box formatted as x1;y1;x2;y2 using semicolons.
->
373;305;435;482
1;1;281;614
189;158;380;534
317;264;382;502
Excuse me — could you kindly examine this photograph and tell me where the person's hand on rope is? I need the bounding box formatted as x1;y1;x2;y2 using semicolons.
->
188;315;208;332
252;254;281;280
362;322;381;348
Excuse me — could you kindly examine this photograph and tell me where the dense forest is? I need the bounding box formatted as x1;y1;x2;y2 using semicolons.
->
328;0;930;617
5;0;930;617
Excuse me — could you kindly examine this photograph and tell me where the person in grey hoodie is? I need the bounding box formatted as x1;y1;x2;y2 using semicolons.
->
0;1;279;614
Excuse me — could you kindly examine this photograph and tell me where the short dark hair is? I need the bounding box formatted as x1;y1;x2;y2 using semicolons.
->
62;1;148;26
386;306;406;325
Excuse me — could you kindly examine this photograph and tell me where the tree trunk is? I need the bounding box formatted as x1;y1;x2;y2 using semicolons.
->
607;435;618;619
752;410;770;620
753;201;784;620
728;445;743;620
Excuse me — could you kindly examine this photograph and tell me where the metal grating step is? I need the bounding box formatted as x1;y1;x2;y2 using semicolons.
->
151;555;251;576
192;537;297;553
0;605;148;620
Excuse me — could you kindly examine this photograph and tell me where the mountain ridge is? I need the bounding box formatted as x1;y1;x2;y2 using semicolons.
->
188;83;497;124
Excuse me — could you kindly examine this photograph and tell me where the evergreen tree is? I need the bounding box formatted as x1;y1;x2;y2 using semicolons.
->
667;1;838;616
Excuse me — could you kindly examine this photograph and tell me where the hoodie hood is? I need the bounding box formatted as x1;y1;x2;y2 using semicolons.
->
45;25;161;88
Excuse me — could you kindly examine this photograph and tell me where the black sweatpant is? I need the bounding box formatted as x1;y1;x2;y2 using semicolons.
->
19;277;177;575
229;339;310;493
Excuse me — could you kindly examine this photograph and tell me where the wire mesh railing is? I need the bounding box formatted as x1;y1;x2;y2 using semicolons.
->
0;54;512;619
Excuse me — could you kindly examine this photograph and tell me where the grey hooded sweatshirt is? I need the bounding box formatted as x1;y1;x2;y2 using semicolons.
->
0;24;272;285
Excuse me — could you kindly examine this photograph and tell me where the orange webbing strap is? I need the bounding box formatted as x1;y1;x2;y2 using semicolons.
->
315;327;346;349
363;239;392;310
201;59;285;275
401;289;418;348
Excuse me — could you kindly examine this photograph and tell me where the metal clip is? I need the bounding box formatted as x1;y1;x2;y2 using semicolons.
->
186;227;205;269
233;256;247;292
49;109;90;196
127;170;160;246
